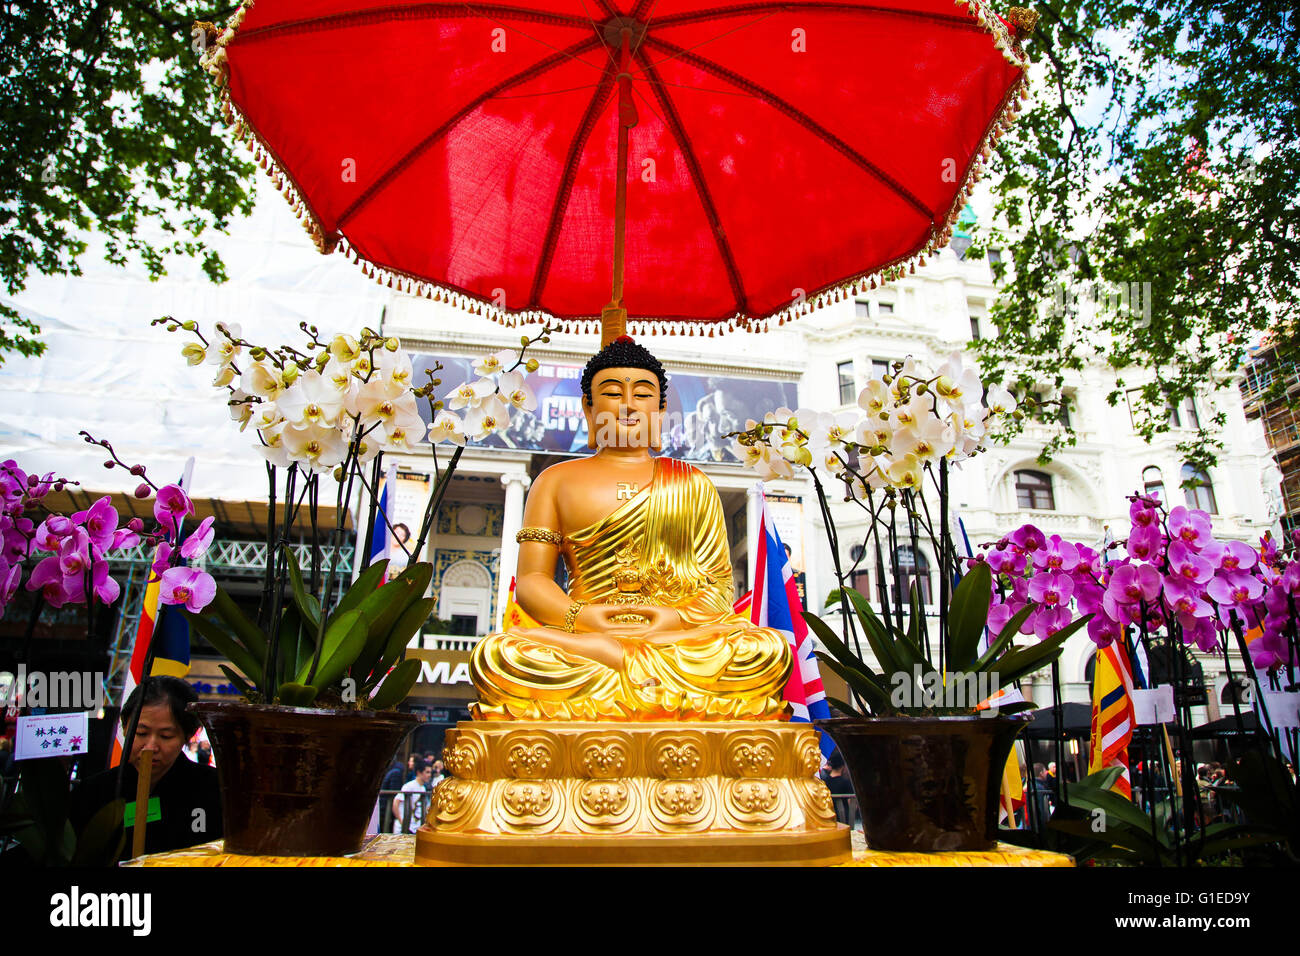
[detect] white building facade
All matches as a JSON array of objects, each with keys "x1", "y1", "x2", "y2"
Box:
[{"x1": 1, "y1": 189, "x2": 1279, "y2": 731}]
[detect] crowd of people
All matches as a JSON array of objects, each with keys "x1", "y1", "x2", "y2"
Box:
[{"x1": 378, "y1": 753, "x2": 447, "y2": 834}]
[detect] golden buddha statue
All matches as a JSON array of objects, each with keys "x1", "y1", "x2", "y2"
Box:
[{"x1": 470, "y1": 336, "x2": 793, "y2": 721}]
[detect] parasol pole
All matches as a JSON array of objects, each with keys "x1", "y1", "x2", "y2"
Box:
[{"x1": 602, "y1": 26, "x2": 638, "y2": 347}]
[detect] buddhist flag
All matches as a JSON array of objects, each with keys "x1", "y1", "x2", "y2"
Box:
[
  {"x1": 1088, "y1": 641, "x2": 1136, "y2": 799},
  {"x1": 502, "y1": 576, "x2": 540, "y2": 630},
  {"x1": 110, "y1": 551, "x2": 191, "y2": 767},
  {"x1": 111, "y1": 459, "x2": 195, "y2": 768},
  {"x1": 999, "y1": 742, "x2": 1026, "y2": 825},
  {"x1": 751, "y1": 487, "x2": 832, "y2": 755}
]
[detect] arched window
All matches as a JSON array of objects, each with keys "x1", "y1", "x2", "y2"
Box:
[
  {"x1": 889, "y1": 545, "x2": 932, "y2": 605},
  {"x1": 1181, "y1": 464, "x2": 1218, "y2": 514},
  {"x1": 1014, "y1": 470, "x2": 1055, "y2": 510},
  {"x1": 1142, "y1": 466, "x2": 1165, "y2": 504}
]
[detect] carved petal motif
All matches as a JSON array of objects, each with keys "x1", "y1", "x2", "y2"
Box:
[
  {"x1": 724, "y1": 736, "x2": 779, "y2": 778},
  {"x1": 650, "y1": 735, "x2": 705, "y2": 778},
  {"x1": 503, "y1": 734, "x2": 558, "y2": 778},
  {"x1": 576, "y1": 734, "x2": 632, "y2": 779},
  {"x1": 498, "y1": 780, "x2": 560, "y2": 831}
]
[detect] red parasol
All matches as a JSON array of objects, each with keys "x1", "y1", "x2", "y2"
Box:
[{"x1": 197, "y1": 1, "x2": 1034, "y2": 340}]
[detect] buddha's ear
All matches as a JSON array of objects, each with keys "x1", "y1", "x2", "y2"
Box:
[{"x1": 582, "y1": 396, "x2": 597, "y2": 449}]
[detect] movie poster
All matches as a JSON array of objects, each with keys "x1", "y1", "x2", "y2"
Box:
[{"x1": 412, "y1": 354, "x2": 798, "y2": 464}]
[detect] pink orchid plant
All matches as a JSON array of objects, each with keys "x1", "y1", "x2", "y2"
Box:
[
  {"x1": 0, "y1": 434, "x2": 217, "y2": 624},
  {"x1": 972, "y1": 492, "x2": 1300, "y2": 677}
]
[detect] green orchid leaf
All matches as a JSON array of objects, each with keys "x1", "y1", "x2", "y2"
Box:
[
  {"x1": 842, "y1": 587, "x2": 905, "y2": 676},
  {"x1": 993, "y1": 614, "x2": 1092, "y2": 687},
  {"x1": 326, "y1": 558, "x2": 390, "y2": 627},
  {"x1": 217, "y1": 665, "x2": 253, "y2": 698},
  {"x1": 972, "y1": 602, "x2": 1037, "y2": 673},
  {"x1": 802, "y1": 609, "x2": 871, "y2": 676},
  {"x1": 72, "y1": 798, "x2": 126, "y2": 867},
  {"x1": 815, "y1": 652, "x2": 894, "y2": 714},
  {"x1": 185, "y1": 611, "x2": 264, "y2": 687},
  {"x1": 305, "y1": 610, "x2": 370, "y2": 691},
  {"x1": 352, "y1": 562, "x2": 433, "y2": 679},
  {"x1": 277, "y1": 682, "x2": 320, "y2": 707},
  {"x1": 824, "y1": 695, "x2": 866, "y2": 719},
  {"x1": 283, "y1": 546, "x2": 321, "y2": 633},
  {"x1": 369, "y1": 658, "x2": 421, "y2": 710},
  {"x1": 208, "y1": 586, "x2": 268, "y2": 662},
  {"x1": 947, "y1": 562, "x2": 992, "y2": 671},
  {"x1": 372, "y1": 598, "x2": 437, "y2": 682}
]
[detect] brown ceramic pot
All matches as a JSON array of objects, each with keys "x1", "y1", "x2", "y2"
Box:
[
  {"x1": 817, "y1": 714, "x2": 1030, "y2": 853},
  {"x1": 190, "y1": 701, "x2": 420, "y2": 857}
]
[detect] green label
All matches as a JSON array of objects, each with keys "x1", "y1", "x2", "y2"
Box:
[{"x1": 123, "y1": 797, "x2": 162, "y2": 827}]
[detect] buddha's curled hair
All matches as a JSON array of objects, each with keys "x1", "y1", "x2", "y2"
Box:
[{"x1": 580, "y1": 335, "x2": 668, "y2": 409}]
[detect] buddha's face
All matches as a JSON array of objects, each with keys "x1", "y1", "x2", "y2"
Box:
[{"x1": 584, "y1": 366, "x2": 662, "y2": 449}]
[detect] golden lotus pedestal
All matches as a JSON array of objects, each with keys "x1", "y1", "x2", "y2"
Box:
[{"x1": 414, "y1": 721, "x2": 853, "y2": 867}]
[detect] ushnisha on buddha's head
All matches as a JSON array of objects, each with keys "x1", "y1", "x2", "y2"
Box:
[{"x1": 580, "y1": 335, "x2": 668, "y2": 450}]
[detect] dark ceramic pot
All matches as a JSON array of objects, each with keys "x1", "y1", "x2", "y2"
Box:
[
  {"x1": 817, "y1": 714, "x2": 1030, "y2": 853},
  {"x1": 190, "y1": 701, "x2": 420, "y2": 857}
]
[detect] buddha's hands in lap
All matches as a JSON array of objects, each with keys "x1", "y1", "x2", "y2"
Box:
[{"x1": 580, "y1": 604, "x2": 685, "y2": 638}]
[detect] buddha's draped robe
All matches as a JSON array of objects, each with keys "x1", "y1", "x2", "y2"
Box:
[{"x1": 471, "y1": 458, "x2": 793, "y2": 720}]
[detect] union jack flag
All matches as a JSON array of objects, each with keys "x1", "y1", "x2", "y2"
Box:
[{"x1": 747, "y1": 488, "x2": 833, "y2": 755}]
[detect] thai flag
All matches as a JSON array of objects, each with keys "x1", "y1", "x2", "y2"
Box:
[{"x1": 749, "y1": 488, "x2": 833, "y2": 756}]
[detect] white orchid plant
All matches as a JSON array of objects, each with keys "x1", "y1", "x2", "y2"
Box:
[
  {"x1": 731, "y1": 351, "x2": 1074, "y2": 718},
  {"x1": 157, "y1": 316, "x2": 549, "y2": 708}
]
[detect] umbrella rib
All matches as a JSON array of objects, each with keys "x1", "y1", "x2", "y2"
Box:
[
  {"x1": 642, "y1": 35, "x2": 933, "y2": 224},
  {"x1": 235, "y1": 3, "x2": 597, "y2": 45},
  {"x1": 528, "y1": 64, "x2": 620, "y2": 308},
  {"x1": 336, "y1": 36, "x2": 601, "y2": 230},
  {"x1": 636, "y1": 50, "x2": 750, "y2": 316},
  {"x1": 651, "y1": 1, "x2": 983, "y2": 33}
]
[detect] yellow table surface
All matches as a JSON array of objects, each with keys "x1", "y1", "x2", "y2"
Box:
[{"x1": 125, "y1": 832, "x2": 1073, "y2": 867}]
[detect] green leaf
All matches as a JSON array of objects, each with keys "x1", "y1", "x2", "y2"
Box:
[
  {"x1": 842, "y1": 587, "x2": 904, "y2": 676},
  {"x1": 217, "y1": 665, "x2": 253, "y2": 698},
  {"x1": 302, "y1": 610, "x2": 370, "y2": 691},
  {"x1": 972, "y1": 602, "x2": 1037, "y2": 673},
  {"x1": 947, "y1": 562, "x2": 992, "y2": 671},
  {"x1": 369, "y1": 658, "x2": 421, "y2": 710},
  {"x1": 283, "y1": 546, "x2": 320, "y2": 632},
  {"x1": 352, "y1": 562, "x2": 433, "y2": 679},
  {"x1": 72, "y1": 798, "x2": 126, "y2": 866},
  {"x1": 1063, "y1": 777, "x2": 1161, "y2": 836},
  {"x1": 370, "y1": 598, "x2": 437, "y2": 684},
  {"x1": 209, "y1": 587, "x2": 268, "y2": 663},
  {"x1": 802, "y1": 609, "x2": 871, "y2": 676},
  {"x1": 277, "y1": 682, "x2": 320, "y2": 707},
  {"x1": 327, "y1": 558, "x2": 390, "y2": 626},
  {"x1": 278, "y1": 605, "x2": 301, "y2": 686},
  {"x1": 824, "y1": 695, "x2": 866, "y2": 719},
  {"x1": 992, "y1": 614, "x2": 1092, "y2": 687},
  {"x1": 815, "y1": 652, "x2": 894, "y2": 714},
  {"x1": 185, "y1": 611, "x2": 265, "y2": 687}
]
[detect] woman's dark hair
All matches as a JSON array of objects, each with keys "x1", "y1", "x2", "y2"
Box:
[
  {"x1": 120, "y1": 676, "x2": 200, "y2": 740},
  {"x1": 580, "y1": 336, "x2": 668, "y2": 410}
]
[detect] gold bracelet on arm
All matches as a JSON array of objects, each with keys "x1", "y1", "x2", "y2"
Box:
[
  {"x1": 563, "y1": 600, "x2": 588, "y2": 633},
  {"x1": 516, "y1": 526, "x2": 562, "y2": 546}
]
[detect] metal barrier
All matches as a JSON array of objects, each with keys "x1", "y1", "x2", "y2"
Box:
[
  {"x1": 830, "y1": 793, "x2": 861, "y2": 829},
  {"x1": 379, "y1": 787, "x2": 435, "y2": 834}
]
